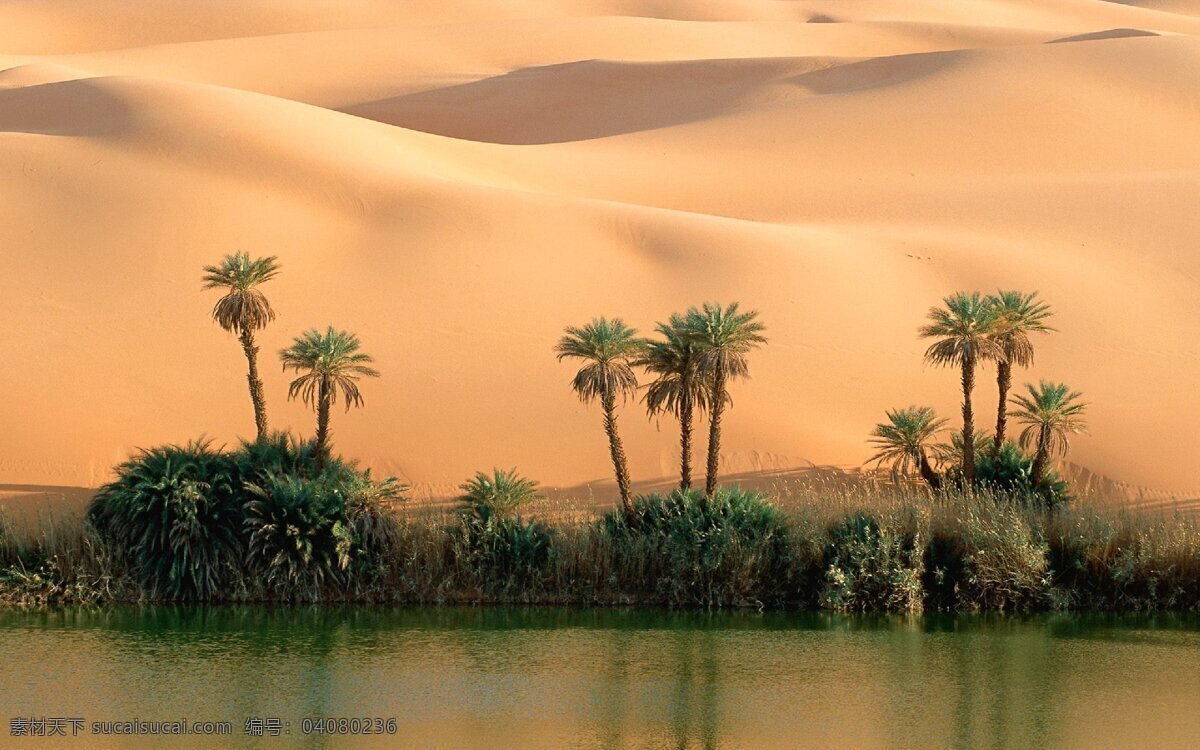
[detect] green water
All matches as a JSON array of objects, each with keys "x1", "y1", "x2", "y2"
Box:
[{"x1": 0, "y1": 608, "x2": 1198, "y2": 749}]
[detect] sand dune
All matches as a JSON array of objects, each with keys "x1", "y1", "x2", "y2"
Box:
[{"x1": 0, "y1": 0, "x2": 1197, "y2": 500}]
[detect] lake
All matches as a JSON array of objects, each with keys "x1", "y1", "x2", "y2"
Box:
[{"x1": 0, "y1": 607, "x2": 1198, "y2": 748}]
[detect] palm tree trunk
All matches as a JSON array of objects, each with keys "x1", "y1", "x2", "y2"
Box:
[
  {"x1": 704, "y1": 369, "x2": 727, "y2": 497},
  {"x1": 918, "y1": 449, "x2": 942, "y2": 490},
  {"x1": 679, "y1": 383, "x2": 694, "y2": 492},
  {"x1": 315, "y1": 379, "x2": 331, "y2": 471},
  {"x1": 960, "y1": 353, "x2": 977, "y2": 485},
  {"x1": 993, "y1": 360, "x2": 1011, "y2": 456},
  {"x1": 1031, "y1": 424, "x2": 1050, "y2": 485},
  {"x1": 601, "y1": 388, "x2": 633, "y2": 515},
  {"x1": 239, "y1": 327, "x2": 269, "y2": 441}
]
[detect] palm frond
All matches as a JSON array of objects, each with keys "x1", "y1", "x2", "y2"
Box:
[
  {"x1": 919, "y1": 291, "x2": 1003, "y2": 367},
  {"x1": 986, "y1": 290, "x2": 1055, "y2": 367},
  {"x1": 202, "y1": 252, "x2": 280, "y2": 333},
  {"x1": 555, "y1": 317, "x2": 643, "y2": 403},
  {"x1": 280, "y1": 327, "x2": 381, "y2": 412},
  {"x1": 1010, "y1": 380, "x2": 1088, "y2": 459}
]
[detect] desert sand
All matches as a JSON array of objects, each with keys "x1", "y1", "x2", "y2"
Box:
[{"x1": 0, "y1": 0, "x2": 1197, "y2": 502}]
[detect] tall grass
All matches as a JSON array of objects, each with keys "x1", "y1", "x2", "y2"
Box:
[{"x1": 3, "y1": 458, "x2": 1198, "y2": 611}]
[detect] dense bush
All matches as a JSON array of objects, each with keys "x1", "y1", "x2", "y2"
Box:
[
  {"x1": 453, "y1": 506, "x2": 556, "y2": 596},
  {"x1": 243, "y1": 474, "x2": 350, "y2": 599},
  {"x1": 86, "y1": 440, "x2": 245, "y2": 600},
  {"x1": 940, "y1": 501, "x2": 1051, "y2": 611},
  {"x1": 1048, "y1": 512, "x2": 1200, "y2": 610},
  {"x1": 822, "y1": 512, "x2": 925, "y2": 612},
  {"x1": 974, "y1": 442, "x2": 1071, "y2": 507},
  {"x1": 84, "y1": 437, "x2": 403, "y2": 602},
  {"x1": 602, "y1": 488, "x2": 796, "y2": 607},
  {"x1": 450, "y1": 469, "x2": 552, "y2": 596}
]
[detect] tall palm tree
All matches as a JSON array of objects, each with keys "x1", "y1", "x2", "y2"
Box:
[
  {"x1": 681, "y1": 302, "x2": 767, "y2": 497},
  {"x1": 1010, "y1": 381, "x2": 1087, "y2": 484},
  {"x1": 202, "y1": 252, "x2": 280, "y2": 441},
  {"x1": 279, "y1": 327, "x2": 380, "y2": 469},
  {"x1": 634, "y1": 314, "x2": 717, "y2": 491},
  {"x1": 868, "y1": 406, "x2": 948, "y2": 489},
  {"x1": 986, "y1": 290, "x2": 1055, "y2": 456},
  {"x1": 555, "y1": 318, "x2": 644, "y2": 514},
  {"x1": 920, "y1": 291, "x2": 1003, "y2": 484}
]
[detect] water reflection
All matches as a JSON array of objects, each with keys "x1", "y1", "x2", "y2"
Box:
[{"x1": 0, "y1": 607, "x2": 1197, "y2": 748}]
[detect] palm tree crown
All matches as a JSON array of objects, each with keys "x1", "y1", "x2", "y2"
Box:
[
  {"x1": 869, "y1": 406, "x2": 949, "y2": 477},
  {"x1": 920, "y1": 292, "x2": 1003, "y2": 368},
  {"x1": 682, "y1": 302, "x2": 768, "y2": 381},
  {"x1": 681, "y1": 302, "x2": 767, "y2": 496},
  {"x1": 555, "y1": 317, "x2": 643, "y2": 513},
  {"x1": 1010, "y1": 381, "x2": 1088, "y2": 460},
  {"x1": 920, "y1": 291, "x2": 1003, "y2": 485},
  {"x1": 635, "y1": 315, "x2": 716, "y2": 419},
  {"x1": 986, "y1": 290, "x2": 1055, "y2": 368},
  {"x1": 202, "y1": 252, "x2": 280, "y2": 333},
  {"x1": 280, "y1": 327, "x2": 380, "y2": 412},
  {"x1": 555, "y1": 318, "x2": 643, "y2": 404}
]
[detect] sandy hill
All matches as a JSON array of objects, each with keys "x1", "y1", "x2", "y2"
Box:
[{"x1": 0, "y1": 0, "x2": 1197, "y2": 502}]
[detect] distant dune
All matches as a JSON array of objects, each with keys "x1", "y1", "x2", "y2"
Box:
[{"x1": 0, "y1": 0, "x2": 1198, "y2": 500}]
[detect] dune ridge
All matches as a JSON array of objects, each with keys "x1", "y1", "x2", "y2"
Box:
[{"x1": 0, "y1": 0, "x2": 1197, "y2": 501}]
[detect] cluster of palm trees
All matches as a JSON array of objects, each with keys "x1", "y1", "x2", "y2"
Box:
[
  {"x1": 870, "y1": 290, "x2": 1088, "y2": 489},
  {"x1": 203, "y1": 252, "x2": 378, "y2": 467},
  {"x1": 555, "y1": 303, "x2": 767, "y2": 514},
  {"x1": 202, "y1": 254, "x2": 1085, "y2": 506}
]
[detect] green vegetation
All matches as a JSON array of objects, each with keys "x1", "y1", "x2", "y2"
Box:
[
  {"x1": 1011, "y1": 381, "x2": 1089, "y2": 485},
  {"x1": 279, "y1": 327, "x2": 380, "y2": 470},
  {"x1": 635, "y1": 315, "x2": 712, "y2": 492},
  {"x1": 2, "y1": 250, "x2": 1186, "y2": 612},
  {"x1": 73, "y1": 437, "x2": 403, "y2": 603},
  {"x1": 986, "y1": 290, "x2": 1055, "y2": 455},
  {"x1": 602, "y1": 487, "x2": 795, "y2": 607},
  {"x1": 4, "y1": 482, "x2": 1197, "y2": 611},
  {"x1": 203, "y1": 252, "x2": 281, "y2": 441},
  {"x1": 920, "y1": 291, "x2": 1003, "y2": 484},
  {"x1": 555, "y1": 318, "x2": 643, "y2": 514},
  {"x1": 868, "y1": 406, "x2": 949, "y2": 489},
  {"x1": 679, "y1": 302, "x2": 767, "y2": 497}
]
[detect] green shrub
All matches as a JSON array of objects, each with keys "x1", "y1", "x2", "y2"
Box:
[
  {"x1": 232, "y1": 432, "x2": 325, "y2": 484},
  {"x1": 454, "y1": 505, "x2": 555, "y2": 596},
  {"x1": 602, "y1": 487, "x2": 795, "y2": 607},
  {"x1": 86, "y1": 440, "x2": 245, "y2": 600},
  {"x1": 974, "y1": 442, "x2": 1071, "y2": 506},
  {"x1": 949, "y1": 501, "x2": 1051, "y2": 611},
  {"x1": 244, "y1": 473, "x2": 349, "y2": 600},
  {"x1": 1049, "y1": 512, "x2": 1200, "y2": 610},
  {"x1": 338, "y1": 473, "x2": 406, "y2": 590},
  {"x1": 822, "y1": 512, "x2": 925, "y2": 612}
]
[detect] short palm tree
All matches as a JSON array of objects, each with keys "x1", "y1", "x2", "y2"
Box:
[
  {"x1": 868, "y1": 406, "x2": 948, "y2": 489},
  {"x1": 986, "y1": 290, "x2": 1055, "y2": 456},
  {"x1": 681, "y1": 302, "x2": 767, "y2": 497},
  {"x1": 634, "y1": 314, "x2": 716, "y2": 491},
  {"x1": 555, "y1": 318, "x2": 644, "y2": 514},
  {"x1": 458, "y1": 468, "x2": 541, "y2": 519},
  {"x1": 920, "y1": 291, "x2": 1003, "y2": 484},
  {"x1": 1010, "y1": 381, "x2": 1087, "y2": 484},
  {"x1": 279, "y1": 327, "x2": 380, "y2": 469},
  {"x1": 202, "y1": 252, "x2": 280, "y2": 440}
]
